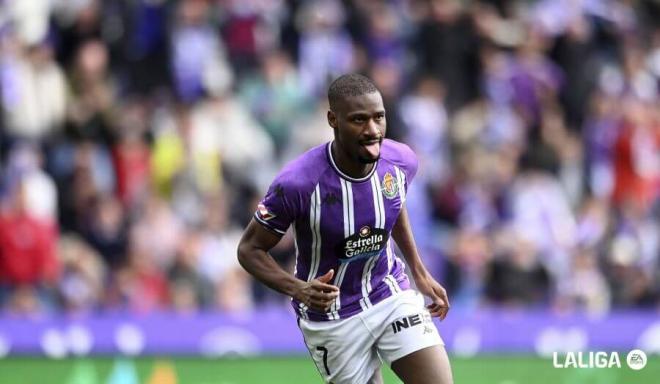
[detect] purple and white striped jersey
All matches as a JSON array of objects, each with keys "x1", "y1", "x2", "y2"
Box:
[{"x1": 254, "y1": 139, "x2": 418, "y2": 321}]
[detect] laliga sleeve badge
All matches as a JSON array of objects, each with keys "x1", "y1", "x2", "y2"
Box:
[
  {"x1": 381, "y1": 172, "x2": 398, "y2": 199},
  {"x1": 257, "y1": 203, "x2": 276, "y2": 220}
]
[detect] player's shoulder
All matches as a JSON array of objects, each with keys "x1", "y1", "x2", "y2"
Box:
[
  {"x1": 380, "y1": 139, "x2": 417, "y2": 167},
  {"x1": 273, "y1": 142, "x2": 330, "y2": 192}
]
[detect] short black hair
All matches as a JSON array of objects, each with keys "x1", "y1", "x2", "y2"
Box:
[{"x1": 328, "y1": 74, "x2": 379, "y2": 111}]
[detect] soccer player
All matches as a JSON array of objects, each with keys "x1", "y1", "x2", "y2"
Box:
[{"x1": 237, "y1": 74, "x2": 453, "y2": 384}]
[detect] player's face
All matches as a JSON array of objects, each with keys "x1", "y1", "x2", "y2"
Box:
[{"x1": 328, "y1": 92, "x2": 386, "y2": 164}]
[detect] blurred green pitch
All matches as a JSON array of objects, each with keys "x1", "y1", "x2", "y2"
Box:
[{"x1": 0, "y1": 355, "x2": 658, "y2": 384}]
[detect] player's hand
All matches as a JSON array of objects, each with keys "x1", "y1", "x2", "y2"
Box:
[
  {"x1": 293, "y1": 269, "x2": 339, "y2": 312},
  {"x1": 414, "y1": 273, "x2": 450, "y2": 320}
]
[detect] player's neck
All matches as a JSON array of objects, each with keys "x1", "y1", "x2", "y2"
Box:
[{"x1": 331, "y1": 141, "x2": 375, "y2": 179}]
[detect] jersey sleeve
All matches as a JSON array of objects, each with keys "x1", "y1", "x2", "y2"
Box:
[
  {"x1": 401, "y1": 144, "x2": 418, "y2": 186},
  {"x1": 396, "y1": 142, "x2": 418, "y2": 203},
  {"x1": 254, "y1": 173, "x2": 300, "y2": 236}
]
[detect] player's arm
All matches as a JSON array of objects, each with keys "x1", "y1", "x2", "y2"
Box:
[
  {"x1": 391, "y1": 204, "x2": 450, "y2": 320},
  {"x1": 237, "y1": 219, "x2": 339, "y2": 312}
]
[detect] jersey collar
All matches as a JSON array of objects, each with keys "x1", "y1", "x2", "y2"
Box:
[{"x1": 326, "y1": 141, "x2": 379, "y2": 183}]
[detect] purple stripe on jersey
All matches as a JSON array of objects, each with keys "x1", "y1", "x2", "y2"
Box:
[
  {"x1": 316, "y1": 172, "x2": 346, "y2": 280},
  {"x1": 293, "y1": 220, "x2": 312, "y2": 282}
]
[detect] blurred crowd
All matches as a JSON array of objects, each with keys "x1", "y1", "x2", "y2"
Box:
[{"x1": 0, "y1": 0, "x2": 658, "y2": 317}]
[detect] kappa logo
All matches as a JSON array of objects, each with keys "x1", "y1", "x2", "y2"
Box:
[
  {"x1": 323, "y1": 193, "x2": 340, "y2": 205},
  {"x1": 257, "y1": 203, "x2": 276, "y2": 221},
  {"x1": 274, "y1": 185, "x2": 285, "y2": 198},
  {"x1": 381, "y1": 172, "x2": 398, "y2": 199}
]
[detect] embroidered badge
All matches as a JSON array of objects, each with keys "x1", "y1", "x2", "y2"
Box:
[{"x1": 381, "y1": 172, "x2": 398, "y2": 199}]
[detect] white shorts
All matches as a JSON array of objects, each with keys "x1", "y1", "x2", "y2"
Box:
[{"x1": 298, "y1": 290, "x2": 444, "y2": 384}]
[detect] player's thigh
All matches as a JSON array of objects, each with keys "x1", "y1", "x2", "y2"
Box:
[
  {"x1": 299, "y1": 317, "x2": 380, "y2": 384},
  {"x1": 391, "y1": 345, "x2": 453, "y2": 384}
]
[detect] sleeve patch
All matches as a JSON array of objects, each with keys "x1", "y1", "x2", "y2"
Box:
[{"x1": 257, "y1": 203, "x2": 277, "y2": 221}]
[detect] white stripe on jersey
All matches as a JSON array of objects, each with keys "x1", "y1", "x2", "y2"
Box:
[
  {"x1": 293, "y1": 226, "x2": 311, "y2": 320},
  {"x1": 293, "y1": 226, "x2": 299, "y2": 276},
  {"x1": 386, "y1": 239, "x2": 393, "y2": 272},
  {"x1": 360, "y1": 255, "x2": 378, "y2": 310},
  {"x1": 385, "y1": 170, "x2": 404, "y2": 295},
  {"x1": 307, "y1": 184, "x2": 322, "y2": 283},
  {"x1": 394, "y1": 166, "x2": 406, "y2": 203},
  {"x1": 300, "y1": 185, "x2": 321, "y2": 320},
  {"x1": 341, "y1": 180, "x2": 350, "y2": 237},
  {"x1": 370, "y1": 174, "x2": 379, "y2": 229},
  {"x1": 330, "y1": 262, "x2": 348, "y2": 319},
  {"x1": 298, "y1": 302, "x2": 309, "y2": 320},
  {"x1": 360, "y1": 172, "x2": 387, "y2": 310},
  {"x1": 384, "y1": 241, "x2": 400, "y2": 295},
  {"x1": 370, "y1": 172, "x2": 385, "y2": 229},
  {"x1": 386, "y1": 274, "x2": 401, "y2": 294},
  {"x1": 382, "y1": 168, "x2": 404, "y2": 295},
  {"x1": 343, "y1": 179, "x2": 355, "y2": 235},
  {"x1": 332, "y1": 179, "x2": 355, "y2": 319}
]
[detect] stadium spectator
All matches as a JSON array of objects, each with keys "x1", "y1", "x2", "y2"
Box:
[
  {"x1": 0, "y1": 179, "x2": 59, "y2": 313},
  {"x1": 556, "y1": 247, "x2": 611, "y2": 314},
  {"x1": 444, "y1": 230, "x2": 492, "y2": 310},
  {"x1": 170, "y1": 0, "x2": 225, "y2": 103},
  {"x1": 66, "y1": 39, "x2": 116, "y2": 144},
  {"x1": 296, "y1": 0, "x2": 355, "y2": 97},
  {"x1": 111, "y1": 100, "x2": 151, "y2": 207},
  {"x1": 612, "y1": 98, "x2": 660, "y2": 211},
  {"x1": 196, "y1": 193, "x2": 252, "y2": 311},
  {"x1": 57, "y1": 234, "x2": 106, "y2": 313},
  {"x1": 485, "y1": 233, "x2": 552, "y2": 307},
  {"x1": 415, "y1": 0, "x2": 480, "y2": 111},
  {"x1": 104, "y1": 240, "x2": 169, "y2": 313},
  {"x1": 83, "y1": 194, "x2": 128, "y2": 269},
  {"x1": 168, "y1": 228, "x2": 214, "y2": 312},
  {"x1": 1, "y1": 38, "x2": 67, "y2": 143},
  {"x1": 239, "y1": 49, "x2": 312, "y2": 153},
  {"x1": 129, "y1": 194, "x2": 183, "y2": 270}
]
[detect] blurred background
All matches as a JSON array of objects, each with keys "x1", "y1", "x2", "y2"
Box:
[{"x1": 0, "y1": 0, "x2": 658, "y2": 383}]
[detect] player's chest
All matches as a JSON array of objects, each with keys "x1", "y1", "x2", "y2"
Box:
[{"x1": 307, "y1": 172, "x2": 404, "y2": 239}]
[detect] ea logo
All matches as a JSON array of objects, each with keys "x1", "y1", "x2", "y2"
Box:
[
  {"x1": 359, "y1": 226, "x2": 371, "y2": 237},
  {"x1": 626, "y1": 349, "x2": 647, "y2": 370}
]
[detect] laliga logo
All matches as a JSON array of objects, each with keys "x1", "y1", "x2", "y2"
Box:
[
  {"x1": 552, "y1": 349, "x2": 647, "y2": 369},
  {"x1": 552, "y1": 351, "x2": 621, "y2": 369}
]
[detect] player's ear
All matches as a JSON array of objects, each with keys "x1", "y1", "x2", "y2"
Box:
[{"x1": 327, "y1": 110, "x2": 338, "y2": 129}]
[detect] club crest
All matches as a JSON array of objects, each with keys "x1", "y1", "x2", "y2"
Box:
[{"x1": 381, "y1": 172, "x2": 398, "y2": 199}]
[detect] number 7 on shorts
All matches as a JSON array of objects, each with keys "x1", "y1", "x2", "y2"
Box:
[{"x1": 316, "y1": 346, "x2": 331, "y2": 375}]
